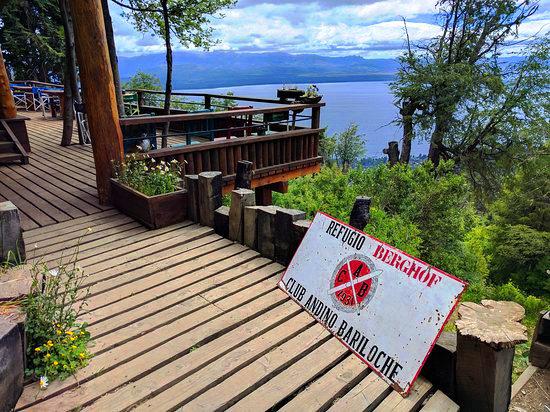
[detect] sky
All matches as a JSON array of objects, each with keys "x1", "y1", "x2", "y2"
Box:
[{"x1": 110, "y1": 0, "x2": 550, "y2": 58}]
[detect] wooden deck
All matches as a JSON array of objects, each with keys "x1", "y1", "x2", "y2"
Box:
[{"x1": 4, "y1": 114, "x2": 448, "y2": 411}]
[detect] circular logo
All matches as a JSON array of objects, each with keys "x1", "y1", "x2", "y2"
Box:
[{"x1": 329, "y1": 254, "x2": 380, "y2": 313}]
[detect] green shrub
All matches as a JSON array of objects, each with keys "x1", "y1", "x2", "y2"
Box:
[{"x1": 23, "y1": 244, "x2": 92, "y2": 386}]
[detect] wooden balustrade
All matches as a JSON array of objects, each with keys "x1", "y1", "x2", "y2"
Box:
[{"x1": 145, "y1": 128, "x2": 322, "y2": 193}]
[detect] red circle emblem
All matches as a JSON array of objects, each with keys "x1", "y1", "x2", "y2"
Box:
[{"x1": 330, "y1": 255, "x2": 379, "y2": 312}]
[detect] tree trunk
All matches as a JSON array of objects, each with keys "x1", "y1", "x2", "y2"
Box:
[
  {"x1": 399, "y1": 99, "x2": 416, "y2": 164},
  {"x1": 161, "y1": 0, "x2": 172, "y2": 147},
  {"x1": 0, "y1": 47, "x2": 17, "y2": 119},
  {"x1": 101, "y1": 0, "x2": 124, "y2": 117},
  {"x1": 59, "y1": 0, "x2": 77, "y2": 146},
  {"x1": 69, "y1": 0, "x2": 125, "y2": 205},
  {"x1": 428, "y1": 116, "x2": 447, "y2": 167}
]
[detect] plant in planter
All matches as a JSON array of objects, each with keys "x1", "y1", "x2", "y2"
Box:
[
  {"x1": 111, "y1": 154, "x2": 188, "y2": 229},
  {"x1": 277, "y1": 85, "x2": 305, "y2": 100},
  {"x1": 299, "y1": 84, "x2": 323, "y2": 104},
  {"x1": 22, "y1": 241, "x2": 92, "y2": 387}
]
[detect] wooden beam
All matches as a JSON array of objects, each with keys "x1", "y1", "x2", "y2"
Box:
[
  {"x1": 0, "y1": 47, "x2": 17, "y2": 119},
  {"x1": 69, "y1": 0, "x2": 124, "y2": 205}
]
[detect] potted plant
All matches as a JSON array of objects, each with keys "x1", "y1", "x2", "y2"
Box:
[
  {"x1": 298, "y1": 84, "x2": 323, "y2": 104},
  {"x1": 110, "y1": 154, "x2": 187, "y2": 229},
  {"x1": 277, "y1": 85, "x2": 305, "y2": 101}
]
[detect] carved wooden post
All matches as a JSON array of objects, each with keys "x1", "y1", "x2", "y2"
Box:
[
  {"x1": 0, "y1": 201, "x2": 25, "y2": 263},
  {"x1": 228, "y1": 188, "x2": 255, "y2": 243},
  {"x1": 235, "y1": 160, "x2": 253, "y2": 190},
  {"x1": 455, "y1": 300, "x2": 528, "y2": 412},
  {"x1": 184, "y1": 175, "x2": 199, "y2": 222},
  {"x1": 198, "y1": 171, "x2": 222, "y2": 227},
  {"x1": 0, "y1": 47, "x2": 17, "y2": 119},
  {"x1": 136, "y1": 90, "x2": 144, "y2": 112},
  {"x1": 311, "y1": 106, "x2": 321, "y2": 129},
  {"x1": 257, "y1": 206, "x2": 280, "y2": 259},
  {"x1": 383, "y1": 141, "x2": 400, "y2": 166},
  {"x1": 349, "y1": 196, "x2": 371, "y2": 231},
  {"x1": 69, "y1": 0, "x2": 124, "y2": 205},
  {"x1": 255, "y1": 187, "x2": 272, "y2": 206}
]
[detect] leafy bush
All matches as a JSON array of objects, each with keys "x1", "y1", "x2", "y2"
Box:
[
  {"x1": 23, "y1": 245, "x2": 92, "y2": 385},
  {"x1": 114, "y1": 154, "x2": 182, "y2": 196}
]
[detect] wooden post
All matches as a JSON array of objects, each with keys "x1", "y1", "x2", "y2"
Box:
[
  {"x1": 204, "y1": 95, "x2": 211, "y2": 110},
  {"x1": 198, "y1": 171, "x2": 222, "y2": 227},
  {"x1": 136, "y1": 90, "x2": 144, "y2": 112},
  {"x1": 0, "y1": 201, "x2": 25, "y2": 262},
  {"x1": 383, "y1": 141, "x2": 400, "y2": 166},
  {"x1": 0, "y1": 47, "x2": 17, "y2": 119},
  {"x1": 235, "y1": 160, "x2": 253, "y2": 190},
  {"x1": 349, "y1": 196, "x2": 371, "y2": 231},
  {"x1": 455, "y1": 300, "x2": 528, "y2": 412},
  {"x1": 529, "y1": 310, "x2": 550, "y2": 368},
  {"x1": 274, "y1": 208, "x2": 306, "y2": 265},
  {"x1": 184, "y1": 175, "x2": 199, "y2": 222},
  {"x1": 257, "y1": 206, "x2": 280, "y2": 259},
  {"x1": 255, "y1": 186, "x2": 272, "y2": 206},
  {"x1": 214, "y1": 206, "x2": 229, "y2": 238},
  {"x1": 228, "y1": 189, "x2": 255, "y2": 243},
  {"x1": 69, "y1": 0, "x2": 124, "y2": 205},
  {"x1": 311, "y1": 106, "x2": 321, "y2": 129}
]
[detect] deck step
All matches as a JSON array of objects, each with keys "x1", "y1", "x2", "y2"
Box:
[
  {"x1": 0, "y1": 152, "x2": 24, "y2": 163},
  {"x1": 0, "y1": 141, "x2": 16, "y2": 152}
]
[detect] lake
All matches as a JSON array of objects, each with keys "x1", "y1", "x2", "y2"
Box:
[{"x1": 183, "y1": 81, "x2": 429, "y2": 157}]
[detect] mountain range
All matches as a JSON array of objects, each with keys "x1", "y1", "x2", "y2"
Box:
[{"x1": 117, "y1": 51, "x2": 400, "y2": 89}]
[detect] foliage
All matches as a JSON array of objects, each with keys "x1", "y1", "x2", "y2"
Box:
[
  {"x1": 318, "y1": 129, "x2": 336, "y2": 165},
  {"x1": 333, "y1": 123, "x2": 366, "y2": 171},
  {"x1": 301, "y1": 84, "x2": 320, "y2": 98},
  {"x1": 113, "y1": 154, "x2": 182, "y2": 196},
  {"x1": 23, "y1": 245, "x2": 92, "y2": 383},
  {"x1": 0, "y1": 0, "x2": 65, "y2": 81},
  {"x1": 123, "y1": 71, "x2": 162, "y2": 91},
  {"x1": 391, "y1": 0, "x2": 548, "y2": 198}
]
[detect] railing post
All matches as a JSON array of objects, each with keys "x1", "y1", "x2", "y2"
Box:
[
  {"x1": 204, "y1": 95, "x2": 211, "y2": 110},
  {"x1": 455, "y1": 300, "x2": 528, "y2": 412},
  {"x1": 311, "y1": 106, "x2": 321, "y2": 129},
  {"x1": 235, "y1": 160, "x2": 253, "y2": 190},
  {"x1": 184, "y1": 175, "x2": 199, "y2": 223},
  {"x1": 136, "y1": 90, "x2": 144, "y2": 112}
]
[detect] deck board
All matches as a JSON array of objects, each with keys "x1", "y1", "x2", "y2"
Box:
[{"x1": 5, "y1": 111, "x2": 433, "y2": 411}]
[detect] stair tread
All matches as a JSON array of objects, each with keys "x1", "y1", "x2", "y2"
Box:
[{"x1": 0, "y1": 152, "x2": 23, "y2": 161}]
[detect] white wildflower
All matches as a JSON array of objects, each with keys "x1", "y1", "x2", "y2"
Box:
[{"x1": 39, "y1": 376, "x2": 49, "y2": 390}]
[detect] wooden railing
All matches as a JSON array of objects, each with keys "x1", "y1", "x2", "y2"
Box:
[
  {"x1": 144, "y1": 128, "x2": 322, "y2": 193},
  {"x1": 119, "y1": 97, "x2": 324, "y2": 194}
]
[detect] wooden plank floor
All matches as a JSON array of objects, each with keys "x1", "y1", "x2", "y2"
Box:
[{"x1": 6, "y1": 110, "x2": 442, "y2": 411}]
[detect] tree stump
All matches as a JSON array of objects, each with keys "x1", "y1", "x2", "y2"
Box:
[{"x1": 455, "y1": 300, "x2": 528, "y2": 412}]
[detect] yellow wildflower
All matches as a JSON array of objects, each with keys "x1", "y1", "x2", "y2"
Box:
[
  {"x1": 79, "y1": 353, "x2": 86, "y2": 359},
  {"x1": 53, "y1": 361, "x2": 58, "y2": 366},
  {"x1": 47, "y1": 340, "x2": 53, "y2": 347},
  {"x1": 80, "y1": 331, "x2": 85, "y2": 335},
  {"x1": 70, "y1": 337, "x2": 76, "y2": 341},
  {"x1": 66, "y1": 331, "x2": 73, "y2": 335},
  {"x1": 46, "y1": 353, "x2": 51, "y2": 358},
  {"x1": 71, "y1": 345, "x2": 77, "y2": 349},
  {"x1": 35, "y1": 347, "x2": 41, "y2": 352},
  {"x1": 56, "y1": 330, "x2": 62, "y2": 335}
]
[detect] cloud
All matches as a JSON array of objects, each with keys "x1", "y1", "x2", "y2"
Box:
[{"x1": 109, "y1": 0, "x2": 549, "y2": 58}]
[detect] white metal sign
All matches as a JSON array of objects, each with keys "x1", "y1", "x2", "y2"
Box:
[{"x1": 278, "y1": 212, "x2": 467, "y2": 396}]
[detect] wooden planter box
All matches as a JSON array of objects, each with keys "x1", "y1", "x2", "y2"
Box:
[{"x1": 110, "y1": 179, "x2": 187, "y2": 229}]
